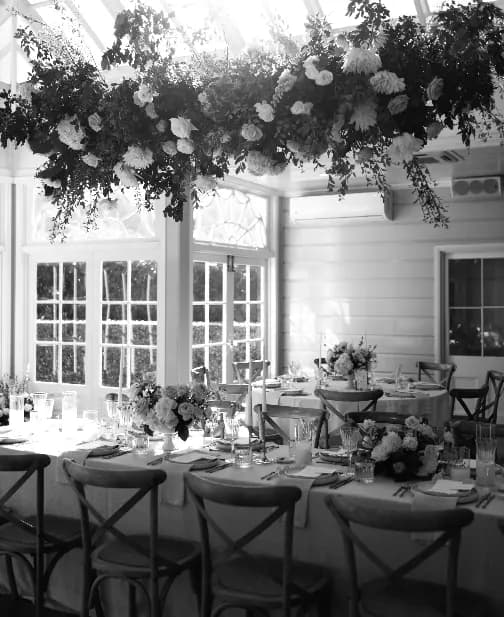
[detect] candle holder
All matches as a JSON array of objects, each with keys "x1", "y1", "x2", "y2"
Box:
[{"x1": 254, "y1": 405, "x2": 273, "y2": 465}]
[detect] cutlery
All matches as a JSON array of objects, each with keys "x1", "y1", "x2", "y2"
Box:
[
  {"x1": 475, "y1": 492, "x2": 494, "y2": 509},
  {"x1": 328, "y1": 477, "x2": 353, "y2": 490},
  {"x1": 147, "y1": 455, "x2": 167, "y2": 466},
  {"x1": 482, "y1": 493, "x2": 495, "y2": 509},
  {"x1": 261, "y1": 470, "x2": 278, "y2": 481},
  {"x1": 205, "y1": 462, "x2": 232, "y2": 474},
  {"x1": 99, "y1": 449, "x2": 132, "y2": 459},
  {"x1": 393, "y1": 485, "x2": 412, "y2": 498}
]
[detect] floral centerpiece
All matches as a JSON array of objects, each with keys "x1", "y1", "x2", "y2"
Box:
[
  {"x1": 130, "y1": 381, "x2": 212, "y2": 441},
  {"x1": 1, "y1": 2, "x2": 504, "y2": 237},
  {"x1": 358, "y1": 415, "x2": 437, "y2": 480},
  {"x1": 332, "y1": 339, "x2": 377, "y2": 388}
]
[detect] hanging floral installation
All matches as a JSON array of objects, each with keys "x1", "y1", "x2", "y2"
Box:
[{"x1": 1, "y1": 0, "x2": 504, "y2": 237}]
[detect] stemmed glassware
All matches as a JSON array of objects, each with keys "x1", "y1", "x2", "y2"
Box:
[{"x1": 340, "y1": 426, "x2": 361, "y2": 469}]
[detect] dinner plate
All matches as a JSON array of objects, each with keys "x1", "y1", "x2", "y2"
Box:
[
  {"x1": 211, "y1": 438, "x2": 262, "y2": 452},
  {"x1": 413, "y1": 481, "x2": 478, "y2": 504},
  {"x1": 170, "y1": 458, "x2": 219, "y2": 471},
  {"x1": 0, "y1": 437, "x2": 28, "y2": 445},
  {"x1": 284, "y1": 470, "x2": 343, "y2": 486},
  {"x1": 318, "y1": 451, "x2": 349, "y2": 465},
  {"x1": 279, "y1": 388, "x2": 304, "y2": 396},
  {"x1": 412, "y1": 382, "x2": 444, "y2": 391}
]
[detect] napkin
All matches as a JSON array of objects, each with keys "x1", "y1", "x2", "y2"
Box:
[
  {"x1": 159, "y1": 453, "x2": 219, "y2": 507},
  {"x1": 385, "y1": 391, "x2": 416, "y2": 399},
  {"x1": 56, "y1": 442, "x2": 119, "y2": 485}
]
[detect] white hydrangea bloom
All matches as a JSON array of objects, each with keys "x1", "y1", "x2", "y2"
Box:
[
  {"x1": 113, "y1": 162, "x2": 138, "y2": 187},
  {"x1": 82, "y1": 153, "x2": 100, "y2": 168},
  {"x1": 56, "y1": 115, "x2": 86, "y2": 150},
  {"x1": 388, "y1": 133, "x2": 424, "y2": 163},
  {"x1": 177, "y1": 138, "x2": 195, "y2": 154},
  {"x1": 342, "y1": 46, "x2": 382, "y2": 74},
  {"x1": 170, "y1": 117, "x2": 197, "y2": 139},
  {"x1": 122, "y1": 145, "x2": 154, "y2": 169},
  {"x1": 350, "y1": 102, "x2": 377, "y2": 131},
  {"x1": 254, "y1": 101, "x2": 275, "y2": 123},
  {"x1": 315, "y1": 70, "x2": 333, "y2": 86},
  {"x1": 369, "y1": 70, "x2": 405, "y2": 95}
]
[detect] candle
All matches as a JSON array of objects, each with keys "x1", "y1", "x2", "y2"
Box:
[
  {"x1": 318, "y1": 332, "x2": 323, "y2": 375},
  {"x1": 118, "y1": 344, "x2": 124, "y2": 407},
  {"x1": 262, "y1": 342, "x2": 267, "y2": 414},
  {"x1": 245, "y1": 380, "x2": 253, "y2": 427}
]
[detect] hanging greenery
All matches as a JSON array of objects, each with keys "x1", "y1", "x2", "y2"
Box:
[{"x1": 1, "y1": 0, "x2": 504, "y2": 237}]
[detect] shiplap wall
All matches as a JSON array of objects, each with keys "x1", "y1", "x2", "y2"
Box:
[{"x1": 280, "y1": 187, "x2": 504, "y2": 379}]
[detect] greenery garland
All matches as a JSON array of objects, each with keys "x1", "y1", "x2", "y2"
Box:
[{"x1": 1, "y1": 0, "x2": 504, "y2": 237}]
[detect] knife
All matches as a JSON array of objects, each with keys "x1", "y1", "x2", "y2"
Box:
[{"x1": 328, "y1": 477, "x2": 353, "y2": 490}]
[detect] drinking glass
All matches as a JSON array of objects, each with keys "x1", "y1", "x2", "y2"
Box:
[
  {"x1": 8, "y1": 394, "x2": 25, "y2": 430},
  {"x1": 44, "y1": 398, "x2": 55, "y2": 420},
  {"x1": 340, "y1": 426, "x2": 361, "y2": 468},
  {"x1": 62, "y1": 391, "x2": 78, "y2": 434},
  {"x1": 447, "y1": 446, "x2": 471, "y2": 481},
  {"x1": 476, "y1": 423, "x2": 496, "y2": 487},
  {"x1": 293, "y1": 418, "x2": 313, "y2": 467},
  {"x1": 354, "y1": 458, "x2": 375, "y2": 484},
  {"x1": 82, "y1": 409, "x2": 100, "y2": 440}
]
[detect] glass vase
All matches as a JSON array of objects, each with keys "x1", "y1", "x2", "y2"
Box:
[{"x1": 354, "y1": 368, "x2": 369, "y2": 391}]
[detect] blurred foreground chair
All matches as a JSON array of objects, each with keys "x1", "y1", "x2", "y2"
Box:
[
  {"x1": 417, "y1": 361, "x2": 456, "y2": 391},
  {"x1": 63, "y1": 460, "x2": 200, "y2": 617},
  {"x1": 449, "y1": 384, "x2": 489, "y2": 422},
  {"x1": 232, "y1": 360, "x2": 270, "y2": 384},
  {"x1": 185, "y1": 473, "x2": 331, "y2": 617},
  {"x1": 254, "y1": 403, "x2": 329, "y2": 448},
  {"x1": 325, "y1": 494, "x2": 487, "y2": 617},
  {"x1": 0, "y1": 453, "x2": 81, "y2": 617}
]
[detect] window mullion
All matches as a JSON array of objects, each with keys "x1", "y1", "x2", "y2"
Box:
[{"x1": 225, "y1": 258, "x2": 233, "y2": 383}]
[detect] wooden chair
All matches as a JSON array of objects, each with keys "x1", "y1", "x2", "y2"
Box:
[
  {"x1": 325, "y1": 494, "x2": 485, "y2": 617},
  {"x1": 185, "y1": 473, "x2": 332, "y2": 617},
  {"x1": 417, "y1": 361, "x2": 456, "y2": 391},
  {"x1": 452, "y1": 420, "x2": 504, "y2": 463},
  {"x1": 449, "y1": 384, "x2": 489, "y2": 421},
  {"x1": 62, "y1": 460, "x2": 200, "y2": 617},
  {"x1": 232, "y1": 360, "x2": 270, "y2": 384},
  {"x1": 345, "y1": 411, "x2": 407, "y2": 427},
  {"x1": 254, "y1": 403, "x2": 329, "y2": 449},
  {"x1": 0, "y1": 453, "x2": 82, "y2": 617},
  {"x1": 314, "y1": 388, "x2": 384, "y2": 422},
  {"x1": 192, "y1": 365, "x2": 211, "y2": 388},
  {"x1": 314, "y1": 358, "x2": 330, "y2": 375},
  {"x1": 481, "y1": 370, "x2": 504, "y2": 423}
]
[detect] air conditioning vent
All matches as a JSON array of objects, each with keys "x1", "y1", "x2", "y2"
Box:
[
  {"x1": 451, "y1": 176, "x2": 502, "y2": 199},
  {"x1": 415, "y1": 150, "x2": 466, "y2": 165},
  {"x1": 290, "y1": 191, "x2": 393, "y2": 223}
]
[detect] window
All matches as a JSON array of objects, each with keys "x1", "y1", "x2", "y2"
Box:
[
  {"x1": 192, "y1": 188, "x2": 271, "y2": 383},
  {"x1": 449, "y1": 257, "x2": 504, "y2": 356}
]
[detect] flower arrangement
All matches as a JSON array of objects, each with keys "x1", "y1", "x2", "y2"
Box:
[
  {"x1": 359, "y1": 415, "x2": 437, "y2": 480},
  {"x1": 0, "y1": 374, "x2": 33, "y2": 425},
  {"x1": 1, "y1": 1, "x2": 504, "y2": 237},
  {"x1": 333, "y1": 338, "x2": 377, "y2": 377},
  {"x1": 130, "y1": 381, "x2": 212, "y2": 440}
]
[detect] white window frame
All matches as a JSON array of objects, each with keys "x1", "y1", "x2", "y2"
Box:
[{"x1": 0, "y1": 181, "x2": 11, "y2": 375}]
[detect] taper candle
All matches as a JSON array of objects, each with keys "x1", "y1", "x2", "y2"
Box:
[{"x1": 118, "y1": 344, "x2": 124, "y2": 407}]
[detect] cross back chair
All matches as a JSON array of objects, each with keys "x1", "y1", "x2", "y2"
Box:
[
  {"x1": 481, "y1": 370, "x2": 504, "y2": 423},
  {"x1": 314, "y1": 388, "x2": 384, "y2": 423},
  {"x1": 232, "y1": 360, "x2": 270, "y2": 384},
  {"x1": 185, "y1": 472, "x2": 331, "y2": 617},
  {"x1": 345, "y1": 411, "x2": 407, "y2": 428},
  {"x1": 417, "y1": 361, "x2": 456, "y2": 391},
  {"x1": 449, "y1": 384, "x2": 489, "y2": 422},
  {"x1": 0, "y1": 453, "x2": 81, "y2": 617},
  {"x1": 313, "y1": 358, "x2": 330, "y2": 376},
  {"x1": 62, "y1": 460, "x2": 200, "y2": 617},
  {"x1": 192, "y1": 365, "x2": 211, "y2": 388},
  {"x1": 254, "y1": 403, "x2": 329, "y2": 449},
  {"x1": 325, "y1": 494, "x2": 484, "y2": 617}
]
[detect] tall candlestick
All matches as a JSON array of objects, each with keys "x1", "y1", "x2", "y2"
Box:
[
  {"x1": 118, "y1": 344, "x2": 124, "y2": 407},
  {"x1": 245, "y1": 380, "x2": 253, "y2": 427},
  {"x1": 262, "y1": 342, "x2": 267, "y2": 415},
  {"x1": 318, "y1": 332, "x2": 323, "y2": 376}
]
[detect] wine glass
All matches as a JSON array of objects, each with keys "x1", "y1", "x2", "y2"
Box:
[{"x1": 340, "y1": 426, "x2": 361, "y2": 469}]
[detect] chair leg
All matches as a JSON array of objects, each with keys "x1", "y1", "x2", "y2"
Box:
[
  {"x1": 128, "y1": 584, "x2": 137, "y2": 617},
  {"x1": 5, "y1": 555, "x2": 19, "y2": 600},
  {"x1": 316, "y1": 584, "x2": 332, "y2": 617},
  {"x1": 35, "y1": 552, "x2": 44, "y2": 617}
]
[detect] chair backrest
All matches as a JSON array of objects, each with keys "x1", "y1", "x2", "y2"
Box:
[
  {"x1": 253, "y1": 403, "x2": 328, "y2": 448},
  {"x1": 0, "y1": 453, "x2": 53, "y2": 547},
  {"x1": 417, "y1": 361, "x2": 456, "y2": 391},
  {"x1": 452, "y1": 420, "x2": 504, "y2": 463},
  {"x1": 313, "y1": 358, "x2": 330, "y2": 375},
  {"x1": 449, "y1": 385, "x2": 489, "y2": 421},
  {"x1": 191, "y1": 365, "x2": 210, "y2": 388},
  {"x1": 185, "y1": 472, "x2": 301, "y2": 612},
  {"x1": 482, "y1": 370, "x2": 504, "y2": 423},
  {"x1": 345, "y1": 411, "x2": 407, "y2": 427},
  {"x1": 314, "y1": 388, "x2": 383, "y2": 422},
  {"x1": 232, "y1": 360, "x2": 270, "y2": 384},
  {"x1": 325, "y1": 494, "x2": 473, "y2": 617},
  {"x1": 62, "y1": 460, "x2": 172, "y2": 596}
]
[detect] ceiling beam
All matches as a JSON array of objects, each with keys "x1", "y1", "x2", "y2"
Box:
[
  {"x1": 12, "y1": 0, "x2": 44, "y2": 32},
  {"x1": 414, "y1": 0, "x2": 430, "y2": 24},
  {"x1": 61, "y1": 0, "x2": 106, "y2": 51},
  {"x1": 101, "y1": 0, "x2": 125, "y2": 20}
]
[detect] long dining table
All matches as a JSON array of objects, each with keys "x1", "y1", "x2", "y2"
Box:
[{"x1": 0, "y1": 422, "x2": 502, "y2": 616}]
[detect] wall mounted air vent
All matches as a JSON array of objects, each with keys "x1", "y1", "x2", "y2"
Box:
[
  {"x1": 450, "y1": 176, "x2": 502, "y2": 200},
  {"x1": 415, "y1": 150, "x2": 466, "y2": 165},
  {"x1": 290, "y1": 191, "x2": 393, "y2": 223}
]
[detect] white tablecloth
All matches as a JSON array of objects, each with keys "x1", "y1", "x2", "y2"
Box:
[{"x1": 0, "y1": 428, "x2": 502, "y2": 616}]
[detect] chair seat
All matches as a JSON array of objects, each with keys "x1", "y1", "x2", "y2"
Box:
[
  {"x1": 93, "y1": 534, "x2": 200, "y2": 577},
  {"x1": 213, "y1": 556, "x2": 330, "y2": 606},
  {"x1": 0, "y1": 514, "x2": 81, "y2": 553},
  {"x1": 360, "y1": 578, "x2": 488, "y2": 617}
]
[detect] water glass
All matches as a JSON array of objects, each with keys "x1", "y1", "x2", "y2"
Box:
[
  {"x1": 81, "y1": 409, "x2": 100, "y2": 440},
  {"x1": 9, "y1": 394, "x2": 25, "y2": 430},
  {"x1": 234, "y1": 440, "x2": 253, "y2": 468},
  {"x1": 476, "y1": 423, "x2": 496, "y2": 487},
  {"x1": 62, "y1": 391, "x2": 78, "y2": 434},
  {"x1": 447, "y1": 446, "x2": 471, "y2": 481},
  {"x1": 293, "y1": 418, "x2": 313, "y2": 467},
  {"x1": 354, "y1": 458, "x2": 375, "y2": 484},
  {"x1": 340, "y1": 426, "x2": 361, "y2": 467},
  {"x1": 44, "y1": 398, "x2": 55, "y2": 420}
]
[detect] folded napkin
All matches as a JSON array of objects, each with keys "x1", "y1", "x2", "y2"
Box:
[
  {"x1": 56, "y1": 442, "x2": 119, "y2": 485},
  {"x1": 385, "y1": 391, "x2": 416, "y2": 399},
  {"x1": 159, "y1": 453, "x2": 219, "y2": 507}
]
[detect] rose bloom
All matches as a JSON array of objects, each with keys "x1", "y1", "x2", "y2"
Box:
[
  {"x1": 405, "y1": 416, "x2": 421, "y2": 430},
  {"x1": 388, "y1": 132, "x2": 424, "y2": 163},
  {"x1": 241, "y1": 123, "x2": 263, "y2": 141},
  {"x1": 402, "y1": 434, "x2": 418, "y2": 451},
  {"x1": 342, "y1": 46, "x2": 382, "y2": 74},
  {"x1": 254, "y1": 101, "x2": 275, "y2": 123},
  {"x1": 350, "y1": 102, "x2": 377, "y2": 131},
  {"x1": 122, "y1": 145, "x2": 154, "y2": 169},
  {"x1": 362, "y1": 419, "x2": 376, "y2": 431},
  {"x1": 156, "y1": 120, "x2": 167, "y2": 133},
  {"x1": 82, "y1": 153, "x2": 100, "y2": 168},
  {"x1": 88, "y1": 112, "x2": 102, "y2": 132},
  {"x1": 170, "y1": 116, "x2": 197, "y2": 139},
  {"x1": 133, "y1": 83, "x2": 156, "y2": 107},
  {"x1": 113, "y1": 162, "x2": 138, "y2": 187},
  {"x1": 387, "y1": 94, "x2": 409, "y2": 115},
  {"x1": 177, "y1": 138, "x2": 195, "y2": 154},
  {"x1": 56, "y1": 115, "x2": 86, "y2": 151},
  {"x1": 162, "y1": 140, "x2": 177, "y2": 156},
  {"x1": 427, "y1": 76, "x2": 444, "y2": 101},
  {"x1": 290, "y1": 101, "x2": 313, "y2": 115},
  {"x1": 315, "y1": 70, "x2": 333, "y2": 86},
  {"x1": 369, "y1": 70, "x2": 405, "y2": 95},
  {"x1": 178, "y1": 402, "x2": 196, "y2": 422},
  {"x1": 277, "y1": 69, "x2": 296, "y2": 91},
  {"x1": 371, "y1": 443, "x2": 389, "y2": 462}
]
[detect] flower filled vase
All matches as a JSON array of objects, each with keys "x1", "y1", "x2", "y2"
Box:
[
  {"x1": 354, "y1": 368, "x2": 369, "y2": 391},
  {"x1": 346, "y1": 373, "x2": 356, "y2": 389},
  {"x1": 162, "y1": 432, "x2": 178, "y2": 452}
]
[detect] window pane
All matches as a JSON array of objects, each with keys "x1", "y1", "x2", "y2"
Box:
[
  {"x1": 62, "y1": 345, "x2": 85, "y2": 384},
  {"x1": 102, "y1": 303, "x2": 127, "y2": 321},
  {"x1": 484, "y1": 259, "x2": 504, "y2": 306},
  {"x1": 484, "y1": 309, "x2": 504, "y2": 356},
  {"x1": 131, "y1": 348, "x2": 156, "y2": 383},
  {"x1": 233, "y1": 342, "x2": 246, "y2": 363},
  {"x1": 102, "y1": 346, "x2": 121, "y2": 387},
  {"x1": 234, "y1": 265, "x2": 246, "y2": 301},
  {"x1": 37, "y1": 264, "x2": 59, "y2": 300},
  {"x1": 250, "y1": 304, "x2": 261, "y2": 323},
  {"x1": 62, "y1": 262, "x2": 86, "y2": 300},
  {"x1": 103, "y1": 262, "x2": 127, "y2": 301},
  {"x1": 37, "y1": 304, "x2": 59, "y2": 320},
  {"x1": 234, "y1": 325, "x2": 246, "y2": 341},
  {"x1": 209, "y1": 324, "x2": 222, "y2": 343},
  {"x1": 62, "y1": 304, "x2": 86, "y2": 320},
  {"x1": 131, "y1": 304, "x2": 157, "y2": 321},
  {"x1": 193, "y1": 262, "x2": 205, "y2": 302},
  {"x1": 250, "y1": 340, "x2": 261, "y2": 361},
  {"x1": 449, "y1": 259, "x2": 481, "y2": 306},
  {"x1": 131, "y1": 260, "x2": 157, "y2": 301},
  {"x1": 36, "y1": 345, "x2": 58, "y2": 382},
  {"x1": 102, "y1": 325, "x2": 127, "y2": 344},
  {"x1": 234, "y1": 303, "x2": 246, "y2": 322},
  {"x1": 449, "y1": 308, "x2": 481, "y2": 356},
  {"x1": 209, "y1": 305, "x2": 222, "y2": 322},
  {"x1": 37, "y1": 324, "x2": 59, "y2": 341},
  {"x1": 250, "y1": 266, "x2": 261, "y2": 301},
  {"x1": 250, "y1": 325, "x2": 262, "y2": 339},
  {"x1": 208, "y1": 345, "x2": 222, "y2": 383},
  {"x1": 62, "y1": 324, "x2": 85, "y2": 342},
  {"x1": 209, "y1": 264, "x2": 223, "y2": 301},
  {"x1": 193, "y1": 325, "x2": 205, "y2": 345},
  {"x1": 132, "y1": 325, "x2": 157, "y2": 345},
  {"x1": 192, "y1": 347, "x2": 205, "y2": 369},
  {"x1": 193, "y1": 305, "x2": 204, "y2": 321}
]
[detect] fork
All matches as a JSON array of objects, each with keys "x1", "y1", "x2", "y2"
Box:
[
  {"x1": 475, "y1": 492, "x2": 495, "y2": 509},
  {"x1": 393, "y1": 485, "x2": 411, "y2": 498}
]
